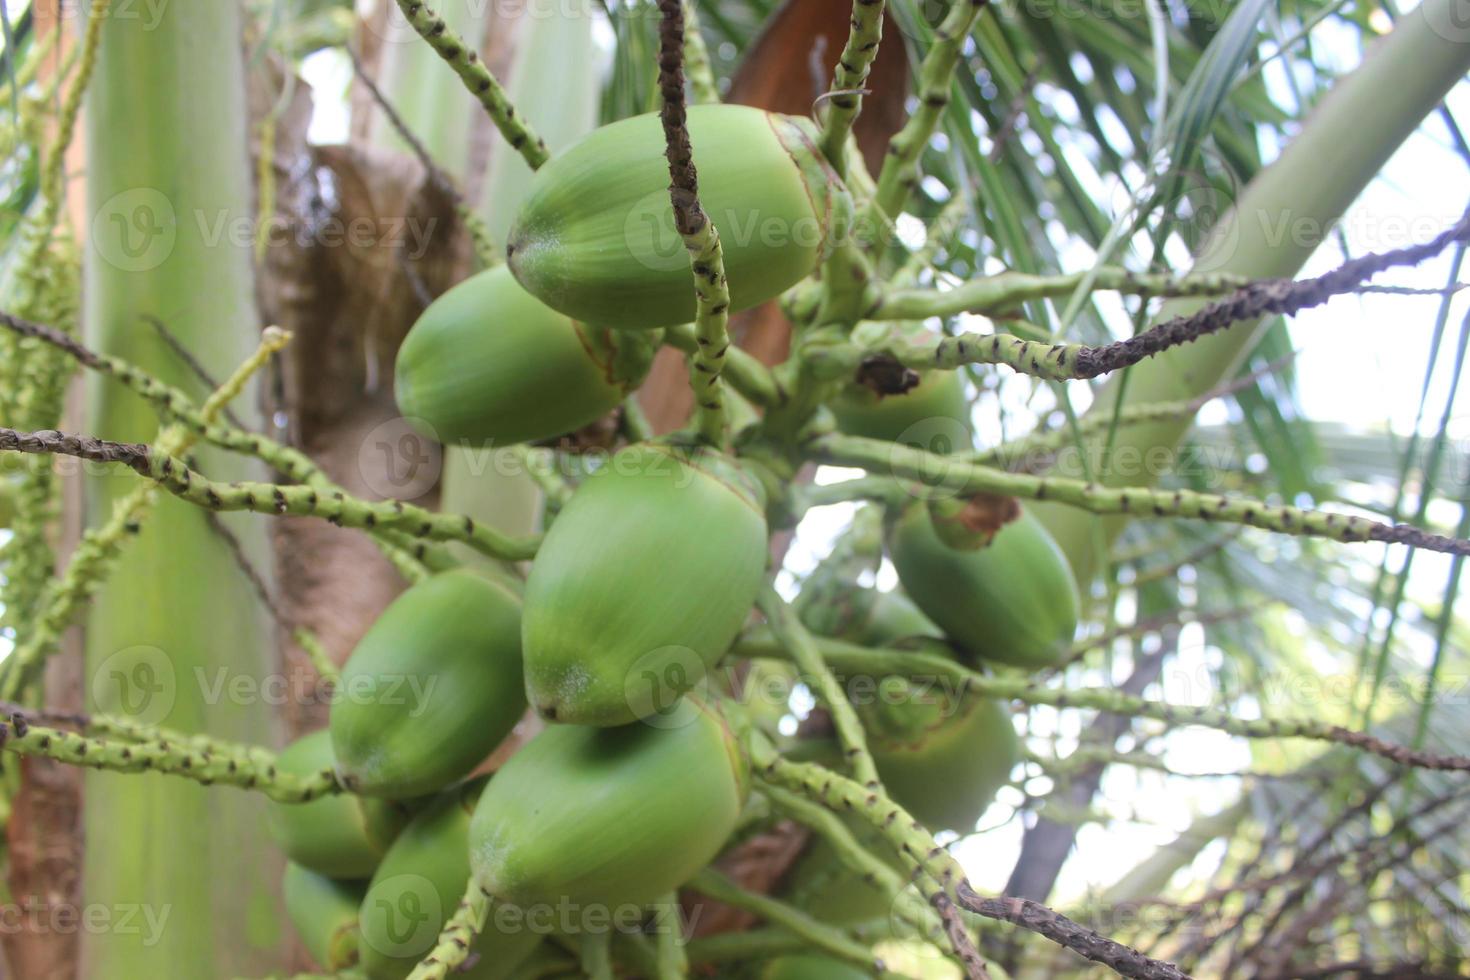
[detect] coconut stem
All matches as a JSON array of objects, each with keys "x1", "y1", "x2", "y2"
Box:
[
  {"x1": 0, "y1": 427, "x2": 540, "y2": 562},
  {"x1": 687, "y1": 868, "x2": 888, "y2": 975},
  {"x1": 651, "y1": 892, "x2": 688, "y2": 980},
  {"x1": 0, "y1": 308, "x2": 450, "y2": 575},
  {"x1": 407, "y1": 882, "x2": 490, "y2": 980},
  {"x1": 758, "y1": 587, "x2": 880, "y2": 787},
  {"x1": 752, "y1": 751, "x2": 992, "y2": 979},
  {"x1": 0, "y1": 330, "x2": 290, "y2": 701},
  {"x1": 392, "y1": 0, "x2": 550, "y2": 170},
  {"x1": 811, "y1": 433, "x2": 1470, "y2": 558},
  {"x1": 876, "y1": 266, "x2": 1252, "y2": 322},
  {"x1": 682, "y1": 0, "x2": 719, "y2": 105},
  {"x1": 663, "y1": 323, "x2": 781, "y2": 407},
  {"x1": 735, "y1": 633, "x2": 1470, "y2": 773},
  {"x1": 657, "y1": 0, "x2": 731, "y2": 447},
  {"x1": 867, "y1": 0, "x2": 988, "y2": 224},
  {"x1": 817, "y1": 0, "x2": 888, "y2": 175},
  {"x1": 0, "y1": 709, "x2": 340, "y2": 803}
]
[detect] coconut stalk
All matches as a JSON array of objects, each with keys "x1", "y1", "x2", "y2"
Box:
[
  {"x1": 425, "y1": 1, "x2": 600, "y2": 549},
  {"x1": 81, "y1": 1, "x2": 281, "y2": 974},
  {"x1": 1035, "y1": 0, "x2": 1470, "y2": 583}
]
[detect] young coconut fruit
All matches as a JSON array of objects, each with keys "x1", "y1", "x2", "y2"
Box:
[
  {"x1": 864, "y1": 681, "x2": 1018, "y2": 833},
  {"x1": 889, "y1": 499, "x2": 1079, "y2": 670},
  {"x1": 394, "y1": 266, "x2": 655, "y2": 447},
  {"x1": 469, "y1": 698, "x2": 748, "y2": 912},
  {"x1": 521, "y1": 443, "x2": 767, "y2": 726},
  {"x1": 831, "y1": 368, "x2": 970, "y2": 445},
  {"x1": 269, "y1": 730, "x2": 409, "y2": 878},
  {"x1": 283, "y1": 862, "x2": 365, "y2": 972},
  {"x1": 331, "y1": 570, "x2": 527, "y2": 798},
  {"x1": 508, "y1": 104, "x2": 852, "y2": 330},
  {"x1": 359, "y1": 779, "x2": 541, "y2": 980}
]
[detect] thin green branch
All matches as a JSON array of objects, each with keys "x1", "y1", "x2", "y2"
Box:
[
  {"x1": 874, "y1": 267, "x2": 1251, "y2": 321},
  {"x1": 810, "y1": 433, "x2": 1470, "y2": 557},
  {"x1": 868, "y1": 0, "x2": 988, "y2": 222},
  {"x1": 682, "y1": 0, "x2": 718, "y2": 105},
  {"x1": 663, "y1": 323, "x2": 781, "y2": 408},
  {"x1": 0, "y1": 309, "x2": 451, "y2": 575},
  {"x1": 652, "y1": 891, "x2": 688, "y2": 980},
  {"x1": 658, "y1": 0, "x2": 731, "y2": 446},
  {"x1": 757, "y1": 587, "x2": 879, "y2": 787},
  {"x1": 0, "y1": 427, "x2": 540, "y2": 562},
  {"x1": 732, "y1": 633, "x2": 1470, "y2": 773},
  {"x1": 0, "y1": 711, "x2": 339, "y2": 803},
  {"x1": 817, "y1": 0, "x2": 887, "y2": 175},
  {"x1": 408, "y1": 882, "x2": 490, "y2": 980},
  {"x1": 687, "y1": 869, "x2": 887, "y2": 975},
  {"x1": 392, "y1": 0, "x2": 550, "y2": 169}
]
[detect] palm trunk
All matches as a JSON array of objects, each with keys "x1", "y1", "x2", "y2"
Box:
[
  {"x1": 1037, "y1": 0, "x2": 1470, "y2": 583},
  {"x1": 82, "y1": 1, "x2": 281, "y2": 974}
]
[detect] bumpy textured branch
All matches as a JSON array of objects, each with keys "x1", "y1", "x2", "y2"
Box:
[
  {"x1": 682, "y1": 0, "x2": 719, "y2": 105},
  {"x1": 664, "y1": 323, "x2": 782, "y2": 408},
  {"x1": 955, "y1": 884, "x2": 1192, "y2": 980},
  {"x1": 658, "y1": 0, "x2": 731, "y2": 446},
  {"x1": 752, "y1": 750, "x2": 990, "y2": 980},
  {"x1": 392, "y1": 0, "x2": 550, "y2": 169},
  {"x1": 0, "y1": 330, "x2": 290, "y2": 701},
  {"x1": 868, "y1": 0, "x2": 988, "y2": 222},
  {"x1": 408, "y1": 882, "x2": 490, "y2": 980},
  {"x1": 874, "y1": 267, "x2": 1251, "y2": 321},
  {"x1": 0, "y1": 428, "x2": 539, "y2": 562},
  {"x1": 0, "y1": 309, "x2": 452, "y2": 575},
  {"x1": 0, "y1": 711, "x2": 340, "y2": 803},
  {"x1": 812, "y1": 434, "x2": 1470, "y2": 557},
  {"x1": 872, "y1": 210, "x2": 1470, "y2": 374},
  {"x1": 762, "y1": 782, "x2": 953, "y2": 947},
  {"x1": 687, "y1": 869, "x2": 887, "y2": 975},
  {"x1": 737, "y1": 634, "x2": 1470, "y2": 773},
  {"x1": 818, "y1": 0, "x2": 887, "y2": 174},
  {"x1": 758, "y1": 588, "x2": 879, "y2": 787}
]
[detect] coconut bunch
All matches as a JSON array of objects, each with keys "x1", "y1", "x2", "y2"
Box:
[{"x1": 275, "y1": 102, "x2": 1080, "y2": 979}]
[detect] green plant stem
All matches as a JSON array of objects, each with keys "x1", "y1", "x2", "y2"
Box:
[
  {"x1": 682, "y1": 0, "x2": 718, "y2": 104},
  {"x1": 687, "y1": 869, "x2": 886, "y2": 974},
  {"x1": 408, "y1": 882, "x2": 490, "y2": 980},
  {"x1": 810, "y1": 433, "x2": 1470, "y2": 557},
  {"x1": 868, "y1": 0, "x2": 987, "y2": 223},
  {"x1": 757, "y1": 587, "x2": 878, "y2": 787},
  {"x1": 0, "y1": 715, "x2": 339, "y2": 803},
  {"x1": 0, "y1": 330, "x2": 289, "y2": 701},
  {"x1": 818, "y1": 0, "x2": 887, "y2": 175},
  {"x1": 658, "y1": 0, "x2": 731, "y2": 446},
  {"x1": 874, "y1": 267, "x2": 1249, "y2": 320},
  {"x1": 664, "y1": 323, "x2": 781, "y2": 407},
  {"x1": 392, "y1": 0, "x2": 550, "y2": 169},
  {"x1": 732, "y1": 632, "x2": 1470, "y2": 773},
  {"x1": 652, "y1": 891, "x2": 688, "y2": 980},
  {"x1": 0, "y1": 308, "x2": 447, "y2": 575},
  {"x1": 0, "y1": 428, "x2": 540, "y2": 561}
]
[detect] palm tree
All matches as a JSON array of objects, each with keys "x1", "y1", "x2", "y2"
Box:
[{"x1": 0, "y1": 0, "x2": 1465, "y2": 976}]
